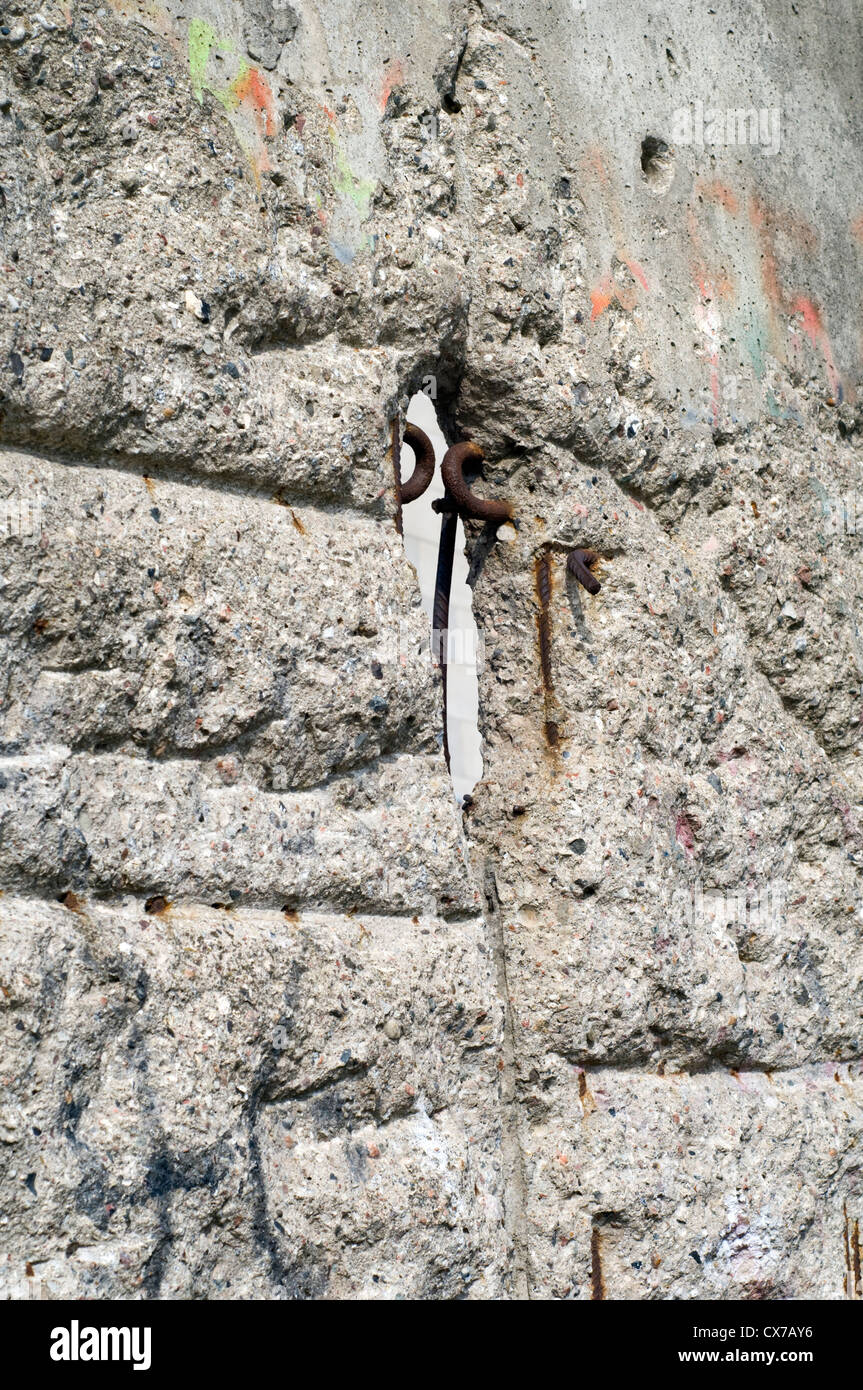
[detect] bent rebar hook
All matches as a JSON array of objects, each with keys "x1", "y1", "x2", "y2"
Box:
[
  {"x1": 566, "y1": 547, "x2": 601, "y2": 595},
  {"x1": 434, "y1": 441, "x2": 513, "y2": 523},
  {"x1": 398, "y1": 422, "x2": 436, "y2": 505}
]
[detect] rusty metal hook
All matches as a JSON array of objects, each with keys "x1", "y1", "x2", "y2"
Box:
[
  {"x1": 398, "y1": 422, "x2": 436, "y2": 505},
  {"x1": 434, "y1": 441, "x2": 512, "y2": 522},
  {"x1": 566, "y1": 548, "x2": 601, "y2": 594}
]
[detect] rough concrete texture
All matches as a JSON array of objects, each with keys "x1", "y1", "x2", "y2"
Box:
[{"x1": 1, "y1": 0, "x2": 862, "y2": 1299}]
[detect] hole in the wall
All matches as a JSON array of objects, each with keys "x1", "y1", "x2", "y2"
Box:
[
  {"x1": 399, "y1": 391, "x2": 482, "y2": 801},
  {"x1": 640, "y1": 134, "x2": 674, "y2": 192}
]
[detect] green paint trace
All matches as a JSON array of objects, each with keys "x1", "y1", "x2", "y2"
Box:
[
  {"x1": 187, "y1": 17, "x2": 235, "y2": 103},
  {"x1": 329, "y1": 131, "x2": 376, "y2": 217}
]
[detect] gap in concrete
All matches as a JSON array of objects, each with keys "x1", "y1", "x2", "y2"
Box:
[{"x1": 400, "y1": 390, "x2": 482, "y2": 801}]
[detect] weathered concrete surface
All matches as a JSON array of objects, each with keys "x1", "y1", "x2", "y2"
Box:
[
  {"x1": 1, "y1": 0, "x2": 862, "y2": 1299},
  {"x1": 450, "y1": 0, "x2": 863, "y2": 1300},
  {"x1": 0, "y1": 894, "x2": 501, "y2": 1298}
]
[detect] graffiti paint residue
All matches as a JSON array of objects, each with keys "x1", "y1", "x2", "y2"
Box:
[
  {"x1": 329, "y1": 130, "x2": 376, "y2": 216},
  {"x1": 186, "y1": 16, "x2": 276, "y2": 179},
  {"x1": 232, "y1": 63, "x2": 276, "y2": 139}
]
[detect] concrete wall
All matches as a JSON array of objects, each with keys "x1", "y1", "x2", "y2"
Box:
[{"x1": 0, "y1": 0, "x2": 861, "y2": 1299}]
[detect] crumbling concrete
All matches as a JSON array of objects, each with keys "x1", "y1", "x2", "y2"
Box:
[{"x1": 1, "y1": 0, "x2": 861, "y2": 1299}]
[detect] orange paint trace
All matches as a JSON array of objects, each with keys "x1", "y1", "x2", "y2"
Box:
[
  {"x1": 232, "y1": 66, "x2": 276, "y2": 139},
  {"x1": 590, "y1": 280, "x2": 614, "y2": 320},
  {"x1": 792, "y1": 295, "x2": 840, "y2": 397},
  {"x1": 748, "y1": 195, "x2": 818, "y2": 321},
  {"x1": 696, "y1": 178, "x2": 740, "y2": 216},
  {"x1": 583, "y1": 147, "x2": 610, "y2": 187},
  {"x1": 748, "y1": 195, "x2": 785, "y2": 327},
  {"x1": 581, "y1": 147, "x2": 650, "y2": 320},
  {"x1": 590, "y1": 265, "x2": 642, "y2": 320},
  {"x1": 379, "y1": 59, "x2": 405, "y2": 112},
  {"x1": 623, "y1": 257, "x2": 649, "y2": 293}
]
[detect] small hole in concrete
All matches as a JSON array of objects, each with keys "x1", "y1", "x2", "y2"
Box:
[
  {"x1": 400, "y1": 392, "x2": 482, "y2": 801},
  {"x1": 640, "y1": 135, "x2": 674, "y2": 192}
]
